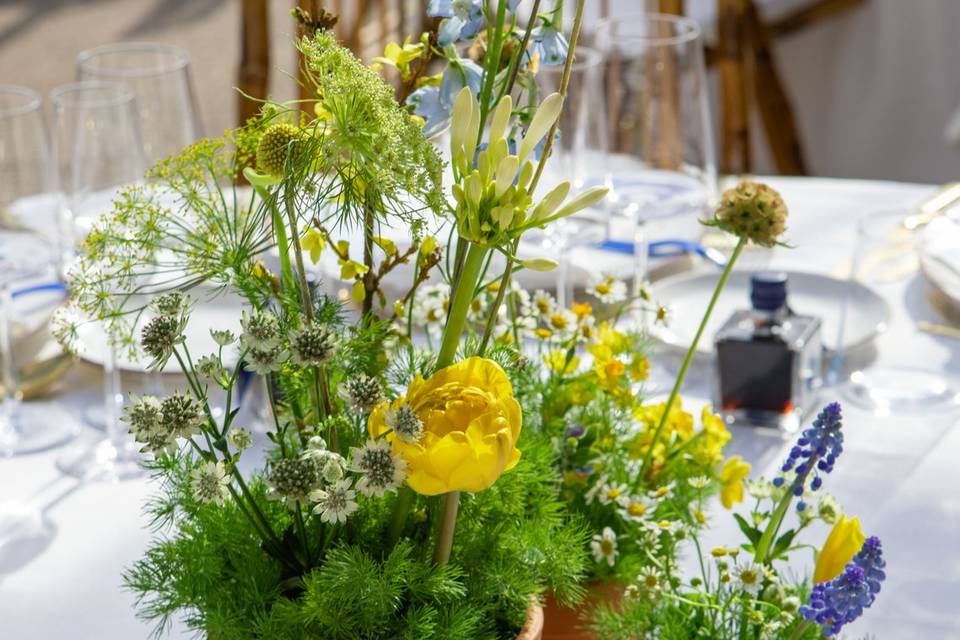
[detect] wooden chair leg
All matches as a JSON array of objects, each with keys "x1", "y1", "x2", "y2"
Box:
[
  {"x1": 238, "y1": 0, "x2": 270, "y2": 126},
  {"x1": 716, "y1": 0, "x2": 752, "y2": 174},
  {"x1": 744, "y1": 0, "x2": 808, "y2": 175},
  {"x1": 658, "y1": 0, "x2": 685, "y2": 14}
]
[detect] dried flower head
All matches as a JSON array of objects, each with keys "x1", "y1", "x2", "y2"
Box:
[{"x1": 711, "y1": 180, "x2": 788, "y2": 247}]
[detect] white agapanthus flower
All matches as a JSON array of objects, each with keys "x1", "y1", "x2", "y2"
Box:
[
  {"x1": 191, "y1": 461, "x2": 231, "y2": 505},
  {"x1": 590, "y1": 527, "x2": 619, "y2": 566},
  {"x1": 350, "y1": 439, "x2": 407, "y2": 497},
  {"x1": 309, "y1": 479, "x2": 358, "y2": 524}
]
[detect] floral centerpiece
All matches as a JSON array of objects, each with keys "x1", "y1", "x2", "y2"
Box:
[{"x1": 54, "y1": 2, "x2": 890, "y2": 639}]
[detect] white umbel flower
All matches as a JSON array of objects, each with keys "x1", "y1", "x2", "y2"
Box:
[
  {"x1": 310, "y1": 479, "x2": 358, "y2": 524},
  {"x1": 191, "y1": 461, "x2": 230, "y2": 505},
  {"x1": 590, "y1": 527, "x2": 619, "y2": 566},
  {"x1": 350, "y1": 439, "x2": 407, "y2": 497}
]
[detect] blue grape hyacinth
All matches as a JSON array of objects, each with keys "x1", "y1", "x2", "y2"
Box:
[
  {"x1": 772, "y1": 402, "x2": 844, "y2": 511},
  {"x1": 800, "y1": 535, "x2": 886, "y2": 636}
]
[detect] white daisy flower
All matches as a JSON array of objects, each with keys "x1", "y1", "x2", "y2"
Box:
[
  {"x1": 734, "y1": 560, "x2": 764, "y2": 595},
  {"x1": 350, "y1": 439, "x2": 407, "y2": 497},
  {"x1": 598, "y1": 481, "x2": 629, "y2": 506},
  {"x1": 586, "y1": 274, "x2": 628, "y2": 304},
  {"x1": 531, "y1": 289, "x2": 556, "y2": 318},
  {"x1": 618, "y1": 496, "x2": 656, "y2": 523},
  {"x1": 546, "y1": 309, "x2": 578, "y2": 340},
  {"x1": 637, "y1": 566, "x2": 663, "y2": 592},
  {"x1": 590, "y1": 527, "x2": 619, "y2": 566},
  {"x1": 309, "y1": 479, "x2": 358, "y2": 524},
  {"x1": 191, "y1": 461, "x2": 230, "y2": 505}
]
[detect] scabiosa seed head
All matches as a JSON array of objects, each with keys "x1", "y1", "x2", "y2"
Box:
[
  {"x1": 711, "y1": 180, "x2": 788, "y2": 247},
  {"x1": 256, "y1": 122, "x2": 302, "y2": 176},
  {"x1": 338, "y1": 374, "x2": 384, "y2": 413},
  {"x1": 141, "y1": 313, "x2": 187, "y2": 370},
  {"x1": 383, "y1": 403, "x2": 424, "y2": 444},
  {"x1": 267, "y1": 457, "x2": 320, "y2": 505},
  {"x1": 350, "y1": 439, "x2": 406, "y2": 497},
  {"x1": 289, "y1": 322, "x2": 337, "y2": 367}
]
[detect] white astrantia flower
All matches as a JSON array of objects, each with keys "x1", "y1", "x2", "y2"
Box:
[
  {"x1": 240, "y1": 309, "x2": 282, "y2": 349},
  {"x1": 350, "y1": 439, "x2": 407, "y2": 497},
  {"x1": 746, "y1": 477, "x2": 775, "y2": 500},
  {"x1": 288, "y1": 321, "x2": 337, "y2": 367},
  {"x1": 227, "y1": 427, "x2": 253, "y2": 451},
  {"x1": 734, "y1": 560, "x2": 764, "y2": 595},
  {"x1": 243, "y1": 344, "x2": 288, "y2": 375},
  {"x1": 309, "y1": 479, "x2": 358, "y2": 524},
  {"x1": 210, "y1": 328, "x2": 236, "y2": 346},
  {"x1": 196, "y1": 354, "x2": 227, "y2": 383},
  {"x1": 51, "y1": 303, "x2": 85, "y2": 356},
  {"x1": 383, "y1": 403, "x2": 424, "y2": 444},
  {"x1": 267, "y1": 457, "x2": 320, "y2": 505},
  {"x1": 191, "y1": 461, "x2": 231, "y2": 505},
  {"x1": 586, "y1": 274, "x2": 628, "y2": 305},
  {"x1": 590, "y1": 527, "x2": 619, "y2": 567},
  {"x1": 338, "y1": 374, "x2": 384, "y2": 414}
]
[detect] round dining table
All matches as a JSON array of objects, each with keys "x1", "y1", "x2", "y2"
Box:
[{"x1": 1, "y1": 176, "x2": 958, "y2": 639}]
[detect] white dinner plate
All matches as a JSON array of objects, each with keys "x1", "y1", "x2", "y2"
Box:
[
  {"x1": 920, "y1": 217, "x2": 960, "y2": 309},
  {"x1": 648, "y1": 270, "x2": 890, "y2": 355}
]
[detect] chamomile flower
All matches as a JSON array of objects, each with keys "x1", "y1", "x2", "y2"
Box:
[
  {"x1": 637, "y1": 566, "x2": 664, "y2": 592},
  {"x1": 309, "y1": 479, "x2": 358, "y2": 524},
  {"x1": 590, "y1": 527, "x2": 619, "y2": 566},
  {"x1": 618, "y1": 496, "x2": 656, "y2": 523},
  {"x1": 547, "y1": 309, "x2": 578, "y2": 340},
  {"x1": 191, "y1": 460, "x2": 231, "y2": 505},
  {"x1": 531, "y1": 290, "x2": 556, "y2": 318},
  {"x1": 587, "y1": 274, "x2": 628, "y2": 304},
  {"x1": 350, "y1": 439, "x2": 407, "y2": 497},
  {"x1": 734, "y1": 560, "x2": 765, "y2": 595}
]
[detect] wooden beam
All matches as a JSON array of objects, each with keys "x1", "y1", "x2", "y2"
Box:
[
  {"x1": 238, "y1": 0, "x2": 270, "y2": 127},
  {"x1": 716, "y1": 0, "x2": 752, "y2": 174}
]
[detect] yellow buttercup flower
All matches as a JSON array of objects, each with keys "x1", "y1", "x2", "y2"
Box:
[
  {"x1": 719, "y1": 455, "x2": 751, "y2": 509},
  {"x1": 814, "y1": 515, "x2": 866, "y2": 584},
  {"x1": 692, "y1": 406, "x2": 732, "y2": 467},
  {"x1": 368, "y1": 357, "x2": 521, "y2": 496},
  {"x1": 588, "y1": 322, "x2": 631, "y2": 360}
]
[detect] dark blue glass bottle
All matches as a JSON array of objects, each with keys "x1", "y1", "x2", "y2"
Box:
[{"x1": 714, "y1": 273, "x2": 823, "y2": 431}]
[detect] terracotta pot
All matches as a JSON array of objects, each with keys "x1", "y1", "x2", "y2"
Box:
[
  {"x1": 541, "y1": 581, "x2": 622, "y2": 640},
  {"x1": 518, "y1": 603, "x2": 545, "y2": 640}
]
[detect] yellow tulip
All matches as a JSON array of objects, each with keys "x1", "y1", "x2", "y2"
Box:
[
  {"x1": 368, "y1": 357, "x2": 522, "y2": 496},
  {"x1": 814, "y1": 515, "x2": 866, "y2": 584},
  {"x1": 719, "y1": 456, "x2": 751, "y2": 509}
]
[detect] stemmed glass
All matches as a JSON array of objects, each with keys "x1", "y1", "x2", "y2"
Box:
[
  {"x1": 51, "y1": 81, "x2": 146, "y2": 481},
  {"x1": 835, "y1": 209, "x2": 960, "y2": 414},
  {"x1": 531, "y1": 46, "x2": 609, "y2": 307},
  {"x1": 0, "y1": 85, "x2": 78, "y2": 456},
  {"x1": 77, "y1": 43, "x2": 201, "y2": 166},
  {"x1": 593, "y1": 14, "x2": 716, "y2": 317}
]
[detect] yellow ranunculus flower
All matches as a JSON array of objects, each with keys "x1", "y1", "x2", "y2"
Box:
[
  {"x1": 719, "y1": 455, "x2": 751, "y2": 509},
  {"x1": 368, "y1": 357, "x2": 521, "y2": 496},
  {"x1": 814, "y1": 515, "x2": 866, "y2": 584}
]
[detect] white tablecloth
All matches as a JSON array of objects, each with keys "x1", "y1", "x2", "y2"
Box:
[{"x1": 2, "y1": 176, "x2": 959, "y2": 639}]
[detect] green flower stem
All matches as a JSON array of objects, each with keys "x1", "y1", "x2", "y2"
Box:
[
  {"x1": 501, "y1": 0, "x2": 542, "y2": 97},
  {"x1": 786, "y1": 619, "x2": 816, "y2": 640},
  {"x1": 436, "y1": 242, "x2": 487, "y2": 370},
  {"x1": 386, "y1": 486, "x2": 415, "y2": 548},
  {"x1": 754, "y1": 485, "x2": 794, "y2": 564},
  {"x1": 361, "y1": 203, "x2": 376, "y2": 315},
  {"x1": 432, "y1": 490, "x2": 461, "y2": 566},
  {"x1": 294, "y1": 503, "x2": 312, "y2": 566},
  {"x1": 478, "y1": 238, "x2": 520, "y2": 356},
  {"x1": 475, "y1": 0, "x2": 508, "y2": 145},
  {"x1": 638, "y1": 238, "x2": 746, "y2": 481},
  {"x1": 269, "y1": 197, "x2": 298, "y2": 319}
]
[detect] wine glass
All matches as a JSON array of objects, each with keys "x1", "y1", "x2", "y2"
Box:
[
  {"x1": 593, "y1": 14, "x2": 717, "y2": 318},
  {"x1": 836, "y1": 209, "x2": 960, "y2": 415},
  {"x1": 0, "y1": 85, "x2": 78, "y2": 456},
  {"x1": 50, "y1": 81, "x2": 146, "y2": 481},
  {"x1": 77, "y1": 43, "x2": 202, "y2": 166},
  {"x1": 531, "y1": 46, "x2": 609, "y2": 307}
]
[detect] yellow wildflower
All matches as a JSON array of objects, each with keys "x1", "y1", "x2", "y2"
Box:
[
  {"x1": 535, "y1": 327, "x2": 553, "y2": 340},
  {"x1": 368, "y1": 357, "x2": 521, "y2": 496},
  {"x1": 571, "y1": 302, "x2": 592, "y2": 319},
  {"x1": 692, "y1": 406, "x2": 732, "y2": 467},
  {"x1": 301, "y1": 228, "x2": 326, "y2": 263},
  {"x1": 719, "y1": 456, "x2": 751, "y2": 509},
  {"x1": 814, "y1": 515, "x2": 865, "y2": 584},
  {"x1": 629, "y1": 354, "x2": 650, "y2": 382},
  {"x1": 544, "y1": 349, "x2": 580, "y2": 375}
]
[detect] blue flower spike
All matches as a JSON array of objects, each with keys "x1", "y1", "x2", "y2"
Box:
[{"x1": 772, "y1": 402, "x2": 844, "y2": 510}]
